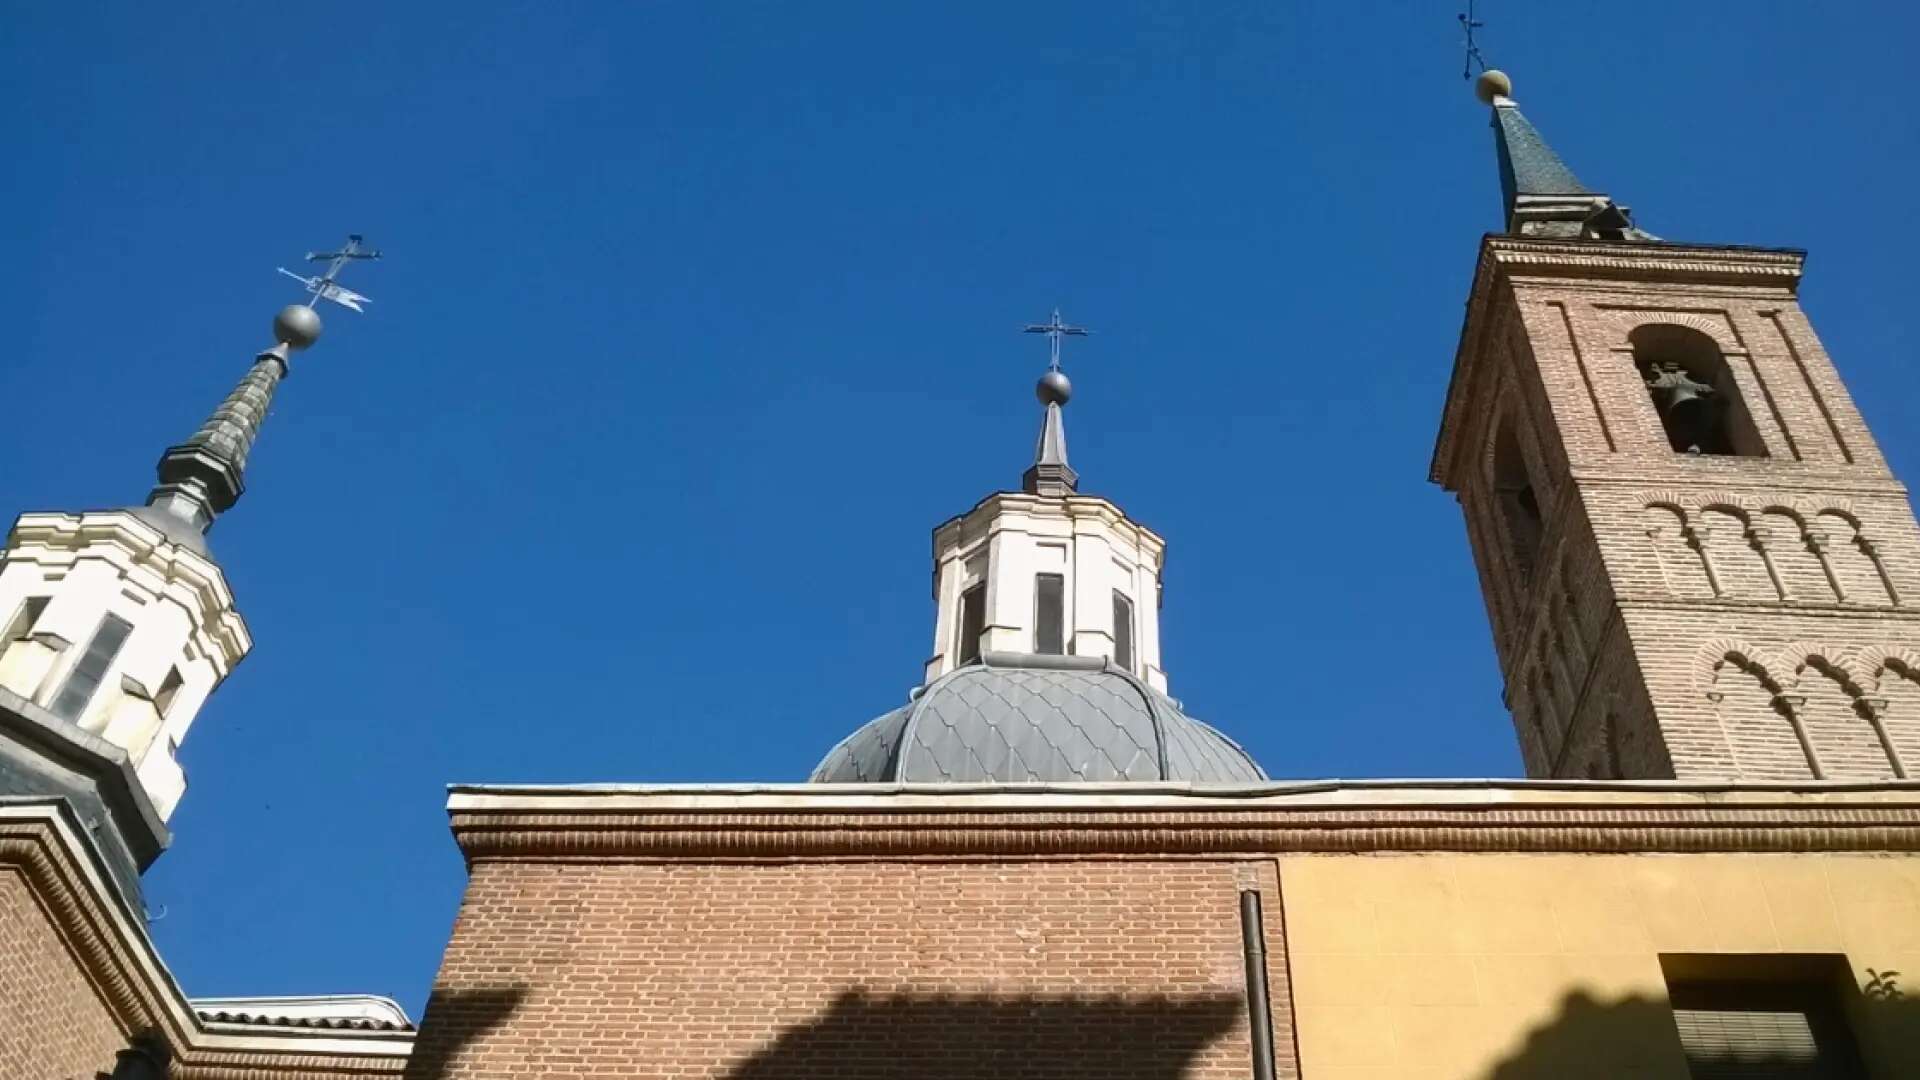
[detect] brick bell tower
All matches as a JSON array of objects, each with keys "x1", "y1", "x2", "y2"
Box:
[{"x1": 1431, "y1": 71, "x2": 1920, "y2": 782}]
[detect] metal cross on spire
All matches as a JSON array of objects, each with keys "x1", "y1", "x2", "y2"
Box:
[
  {"x1": 1458, "y1": 0, "x2": 1490, "y2": 80},
  {"x1": 278, "y1": 233, "x2": 381, "y2": 313},
  {"x1": 1022, "y1": 308, "x2": 1089, "y2": 372}
]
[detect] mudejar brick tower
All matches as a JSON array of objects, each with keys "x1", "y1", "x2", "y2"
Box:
[{"x1": 1432, "y1": 71, "x2": 1920, "y2": 781}]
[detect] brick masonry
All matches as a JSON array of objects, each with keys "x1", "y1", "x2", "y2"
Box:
[
  {"x1": 413, "y1": 787, "x2": 1920, "y2": 1079},
  {"x1": 0, "y1": 868, "x2": 126, "y2": 1080},
  {"x1": 1434, "y1": 238, "x2": 1920, "y2": 781},
  {"x1": 0, "y1": 810, "x2": 411, "y2": 1080},
  {"x1": 406, "y1": 857, "x2": 1291, "y2": 1080}
]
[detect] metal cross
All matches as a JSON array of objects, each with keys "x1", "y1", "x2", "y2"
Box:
[
  {"x1": 1458, "y1": 1, "x2": 1488, "y2": 80},
  {"x1": 278, "y1": 233, "x2": 382, "y2": 312},
  {"x1": 1023, "y1": 308, "x2": 1089, "y2": 372}
]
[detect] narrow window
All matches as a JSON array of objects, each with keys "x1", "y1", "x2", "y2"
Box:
[
  {"x1": 1033, "y1": 574, "x2": 1065, "y2": 655},
  {"x1": 49, "y1": 614, "x2": 133, "y2": 722},
  {"x1": 955, "y1": 584, "x2": 985, "y2": 666},
  {"x1": 1112, "y1": 591, "x2": 1135, "y2": 672},
  {"x1": 153, "y1": 666, "x2": 185, "y2": 718},
  {"x1": 1633, "y1": 324, "x2": 1767, "y2": 458},
  {"x1": 2, "y1": 596, "x2": 48, "y2": 644},
  {"x1": 1492, "y1": 416, "x2": 1544, "y2": 584}
]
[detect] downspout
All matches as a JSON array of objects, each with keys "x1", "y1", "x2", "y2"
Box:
[
  {"x1": 105, "y1": 1031, "x2": 171, "y2": 1079},
  {"x1": 1239, "y1": 890, "x2": 1278, "y2": 1080}
]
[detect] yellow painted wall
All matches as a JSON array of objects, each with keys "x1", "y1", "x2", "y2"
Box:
[{"x1": 1279, "y1": 853, "x2": 1920, "y2": 1079}]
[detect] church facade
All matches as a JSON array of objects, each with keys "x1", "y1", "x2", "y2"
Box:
[{"x1": 3, "y1": 72, "x2": 1919, "y2": 1080}]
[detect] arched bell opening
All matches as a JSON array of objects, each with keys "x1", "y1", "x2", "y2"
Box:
[
  {"x1": 1631, "y1": 324, "x2": 1767, "y2": 458},
  {"x1": 1492, "y1": 413, "x2": 1545, "y2": 586}
]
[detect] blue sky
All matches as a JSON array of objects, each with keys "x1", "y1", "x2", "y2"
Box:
[{"x1": 4, "y1": 3, "x2": 1916, "y2": 1016}]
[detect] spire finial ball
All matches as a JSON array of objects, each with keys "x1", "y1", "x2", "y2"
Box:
[
  {"x1": 273, "y1": 304, "x2": 323, "y2": 350},
  {"x1": 1475, "y1": 69, "x2": 1512, "y2": 105},
  {"x1": 1036, "y1": 369, "x2": 1072, "y2": 406}
]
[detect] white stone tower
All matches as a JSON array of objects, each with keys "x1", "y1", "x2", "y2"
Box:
[
  {"x1": 923, "y1": 312, "x2": 1169, "y2": 691},
  {"x1": 0, "y1": 239, "x2": 375, "y2": 900}
]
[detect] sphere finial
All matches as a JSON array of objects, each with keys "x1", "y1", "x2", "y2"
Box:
[
  {"x1": 273, "y1": 304, "x2": 323, "y2": 350},
  {"x1": 1475, "y1": 69, "x2": 1512, "y2": 105},
  {"x1": 1036, "y1": 369, "x2": 1072, "y2": 406}
]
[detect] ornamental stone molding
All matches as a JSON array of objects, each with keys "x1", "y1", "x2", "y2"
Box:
[{"x1": 6, "y1": 511, "x2": 251, "y2": 666}]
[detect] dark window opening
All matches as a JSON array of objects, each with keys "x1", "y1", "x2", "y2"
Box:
[
  {"x1": 1112, "y1": 591, "x2": 1135, "y2": 672},
  {"x1": 3, "y1": 596, "x2": 48, "y2": 644},
  {"x1": 1633, "y1": 324, "x2": 1767, "y2": 458},
  {"x1": 1034, "y1": 574, "x2": 1065, "y2": 655},
  {"x1": 1492, "y1": 416, "x2": 1544, "y2": 585},
  {"x1": 50, "y1": 613, "x2": 133, "y2": 722},
  {"x1": 1662, "y1": 954, "x2": 1868, "y2": 1079},
  {"x1": 956, "y1": 584, "x2": 985, "y2": 666},
  {"x1": 153, "y1": 666, "x2": 184, "y2": 717}
]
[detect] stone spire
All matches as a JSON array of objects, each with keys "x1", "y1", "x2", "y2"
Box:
[
  {"x1": 1475, "y1": 70, "x2": 1654, "y2": 241},
  {"x1": 1022, "y1": 371, "x2": 1078, "y2": 497}
]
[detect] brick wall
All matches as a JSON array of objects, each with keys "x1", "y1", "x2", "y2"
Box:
[
  {"x1": 0, "y1": 868, "x2": 126, "y2": 1080},
  {"x1": 1441, "y1": 240, "x2": 1920, "y2": 780},
  {"x1": 406, "y1": 858, "x2": 1289, "y2": 1080}
]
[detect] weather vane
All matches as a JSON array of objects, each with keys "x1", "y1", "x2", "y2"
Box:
[
  {"x1": 1458, "y1": 0, "x2": 1489, "y2": 80},
  {"x1": 1022, "y1": 308, "x2": 1089, "y2": 373},
  {"x1": 278, "y1": 234, "x2": 381, "y2": 313}
]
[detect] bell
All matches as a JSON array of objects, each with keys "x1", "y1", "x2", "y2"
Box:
[
  {"x1": 1662, "y1": 379, "x2": 1709, "y2": 420},
  {"x1": 1645, "y1": 362, "x2": 1718, "y2": 453}
]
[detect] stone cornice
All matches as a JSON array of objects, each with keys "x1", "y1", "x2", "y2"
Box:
[
  {"x1": 447, "y1": 781, "x2": 1920, "y2": 863},
  {"x1": 8, "y1": 510, "x2": 253, "y2": 668},
  {"x1": 933, "y1": 492, "x2": 1167, "y2": 558},
  {"x1": 1484, "y1": 236, "x2": 1805, "y2": 287},
  {"x1": 0, "y1": 802, "x2": 410, "y2": 1077}
]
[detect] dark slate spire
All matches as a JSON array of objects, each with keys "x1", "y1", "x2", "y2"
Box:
[
  {"x1": 1476, "y1": 70, "x2": 1655, "y2": 241},
  {"x1": 142, "y1": 237, "x2": 378, "y2": 545},
  {"x1": 144, "y1": 301, "x2": 323, "y2": 541},
  {"x1": 1023, "y1": 371, "x2": 1078, "y2": 497},
  {"x1": 1019, "y1": 309, "x2": 1087, "y2": 497},
  {"x1": 145, "y1": 343, "x2": 293, "y2": 539}
]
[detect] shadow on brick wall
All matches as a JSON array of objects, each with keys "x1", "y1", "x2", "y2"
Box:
[
  {"x1": 1485, "y1": 980, "x2": 1920, "y2": 1078},
  {"x1": 723, "y1": 988, "x2": 1245, "y2": 1080},
  {"x1": 401, "y1": 986, "x2": 527, "y2": 1080}
]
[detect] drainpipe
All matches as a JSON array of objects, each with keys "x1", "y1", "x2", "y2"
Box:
[
  {"x1": 1240, "y1": 890, "x2": 1278, "y2": 1080},
  {"x1": 104, "y1": 1031, "x2": 170, "y2": 1079}
]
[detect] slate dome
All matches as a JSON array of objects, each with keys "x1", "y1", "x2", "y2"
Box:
[{"x1": 810, "y1": 653, "x2": 1266, "y2": 784}]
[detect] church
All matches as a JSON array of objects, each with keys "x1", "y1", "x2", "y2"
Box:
[{"x1": 3, "y1": 68, "x2": 1919, "y2": 1080}]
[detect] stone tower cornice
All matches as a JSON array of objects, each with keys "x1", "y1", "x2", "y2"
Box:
[{"x1": 6, "y1": 511, "x2": 252, "y2": 673}]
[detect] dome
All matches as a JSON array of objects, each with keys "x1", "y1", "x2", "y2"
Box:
[{"x1": 810, "y1": 653, "x2": 1266, "y2": 784}]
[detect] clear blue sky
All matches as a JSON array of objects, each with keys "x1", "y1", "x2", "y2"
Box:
[{"x1": 4, "y1": 2, "x2": 1916, "y2": 1017}]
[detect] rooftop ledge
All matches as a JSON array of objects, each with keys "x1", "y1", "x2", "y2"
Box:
[
  {"x1": 446, "y1": 777, "x2": 1920, "y2": 814},
  {"x1": 443, "y1": 780, "x2": 1920, "y2": 861}
]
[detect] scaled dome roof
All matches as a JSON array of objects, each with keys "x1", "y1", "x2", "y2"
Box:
[{"x1": 810, "y1": 653, "x2": 1266, "y2": 784}]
